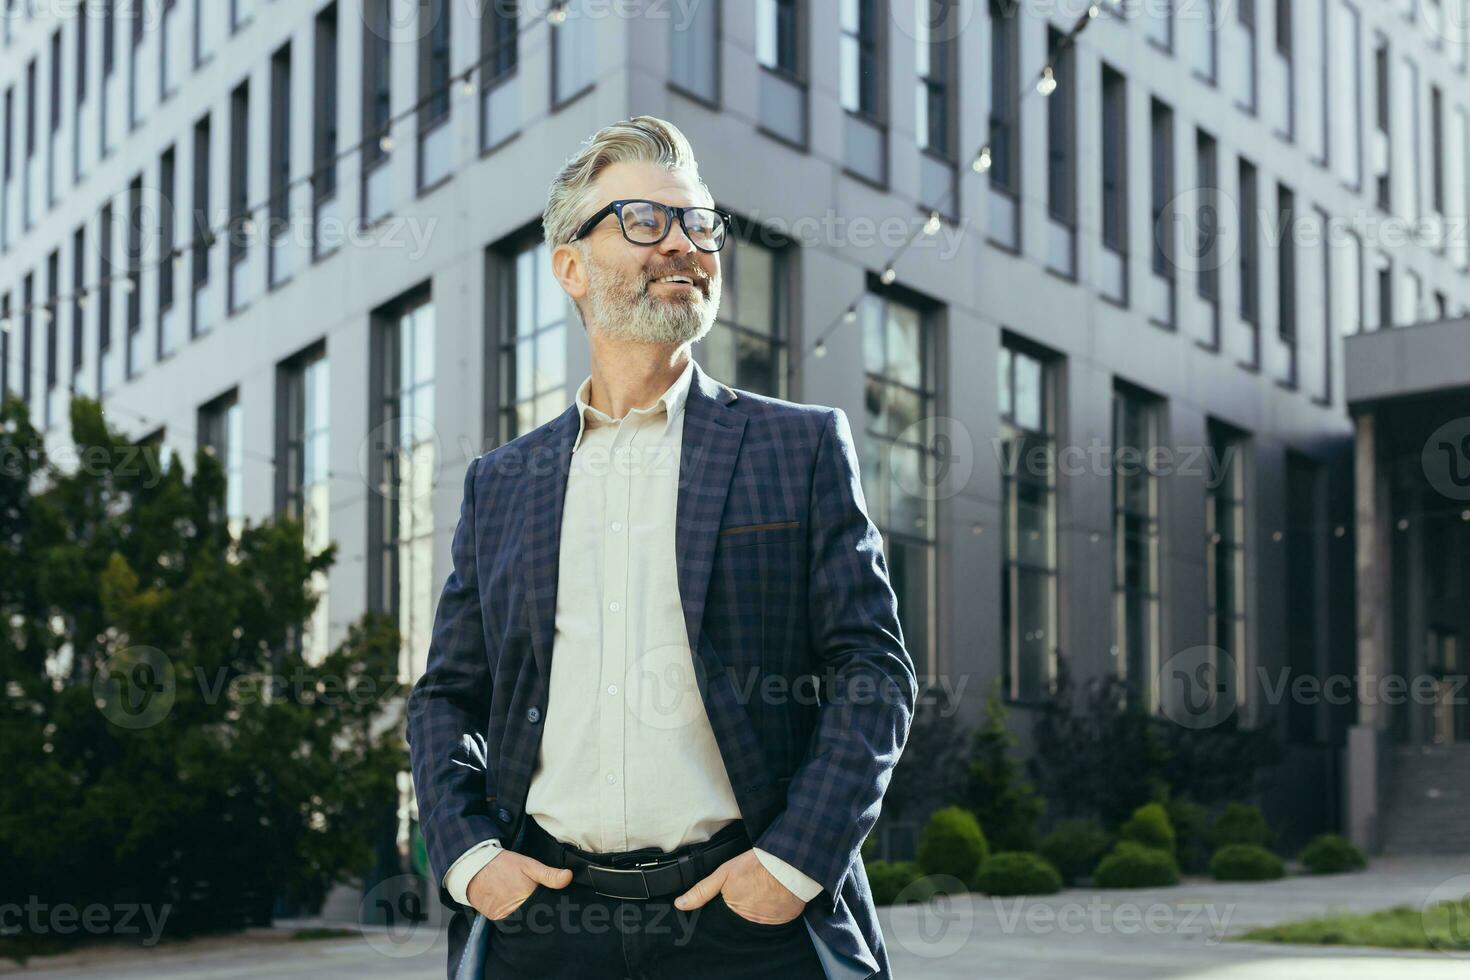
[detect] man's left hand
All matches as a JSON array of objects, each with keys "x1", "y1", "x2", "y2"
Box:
[{"x1": 673, "y1": 849, "x2": 806, "y2": 924}]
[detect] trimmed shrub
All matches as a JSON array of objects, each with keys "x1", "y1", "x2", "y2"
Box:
[
  {"x1": 1164, "y1": 796, "x2": 1211, "y2": 874},
  {"x1": 1209, "y1": 843, "x2": 1286, "y2": 881},
  {"x1": 1119, "y1": 802, "x2": 1176, "y2": 855},
  {"x1": 1093, "y1": 842, "x2": 1181, "y2": 888},
  {"x1": 866, "y1": 861, "x2": 926, "y2": 906},
  {"x1": 975, "y1": 852, "x2": 1064, "y2": 896},
  {"x1": 1039, "y1": 820, "x2": 1113, "y2": 886},
  {"x1": 1211, "y1": 803, "x2": 1272, "y2": 849},
  {"x1": 1298, "y1": 834, "x2": 1367, "y2": 874},
  {"x1": 916, "y1": 806, "x2": 989, "y2": 887}
]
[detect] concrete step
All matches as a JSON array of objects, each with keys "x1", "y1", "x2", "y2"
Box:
[{"x1": 1379, "y1": 745, "x2": 1470, "y2": 854}]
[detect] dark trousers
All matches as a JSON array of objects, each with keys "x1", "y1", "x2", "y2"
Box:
[{"x1": 486, "y1": 821, "x2": 827, "y2": 979}]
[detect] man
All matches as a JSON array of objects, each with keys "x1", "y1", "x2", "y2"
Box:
[{"x1": 407, "y1": 116, "x2": 915, "y2": 980}]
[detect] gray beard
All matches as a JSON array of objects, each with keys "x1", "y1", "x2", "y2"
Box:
[{"x1": 584, "y1": 260, "x2": 721, "y2": 346}]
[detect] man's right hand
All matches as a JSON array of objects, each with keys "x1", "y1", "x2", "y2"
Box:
[{"x1": 466, "y1": 850, "x2": 574, "y2": 921}]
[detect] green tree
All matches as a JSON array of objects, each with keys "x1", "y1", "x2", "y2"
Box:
[
  {"x1": 966, "y1": 682, "x2": 1045, "y2": 852},
  {"x1": 0, "y1": 396, "x2": 407, "y2": 943}
]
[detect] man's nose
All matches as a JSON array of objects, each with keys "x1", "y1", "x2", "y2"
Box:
[{"x1": 657, "y1": 219, "x2": 698, "y2": 256}]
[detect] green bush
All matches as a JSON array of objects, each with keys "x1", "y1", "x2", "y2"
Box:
[
  {"x1": 865, "y1": 860, "x2": 926, "y2": 906},
  {"x1": 1298, "y1": 834, "x2": 1367, "y2": 874},
  {"x1": 1209, "y1": 843, "x2": 1286, "y2": 881},
  {"x1": 1163, "y1": 795, "x2": 1211, "y2": 874},
  {"x1": 967, "y1": 683, "x2": 1046, "y2": 852},
  {"x1": 1119, "y1": 802, "x2": 1176, "y2": 855},
  {"x1": 975, "y1": 852, "x2": 1064, "y2": 896},
  {"x1": 1211, "y1": 803, "x2": 1273, "y2": 849},
  {"x1": 1038, "y1": 820, "x2": 1113, "y2": 885},
  {"x1": 917, "y1": 806, "x2": 989, "y2": 887},
  {"x1": 1093, "y1": 842, "x2": 1181, "y2": 888}
]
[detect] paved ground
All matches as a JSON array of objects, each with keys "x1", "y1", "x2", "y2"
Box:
[{"x1": 5, "y1": 856, "x2": 1470, "y2": 978}]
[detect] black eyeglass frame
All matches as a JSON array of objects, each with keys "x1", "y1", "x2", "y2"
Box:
[{"x1": 568, "y1": 198, "x2": 733, "y2": 253}]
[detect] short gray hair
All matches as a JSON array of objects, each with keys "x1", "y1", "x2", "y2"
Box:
[{"x1": 542, "y1": 116, "x2": 712, "y2": 249}]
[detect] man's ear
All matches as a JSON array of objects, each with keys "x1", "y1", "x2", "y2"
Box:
[{"x1": 550, "y1": 241, "x2": 589, "y2": 306}]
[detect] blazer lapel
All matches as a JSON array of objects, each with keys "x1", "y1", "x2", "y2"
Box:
[
  {"x1": 676, "y1": 363, "x2": 747, "y2": 656},
  {"x1": 522, "y1": 406, "x2": 578, "y2": 681}
]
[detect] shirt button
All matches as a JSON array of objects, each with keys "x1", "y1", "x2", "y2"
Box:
[
  {"x1": 526, "y1": 706, "x2": 541, "y2": 723},
  {"x1": 607, "y1": 684, "x2": 618, "y2": 695},
  {"x1": 496, "y1": 807, "x2": 512, "y2": 823},
  {"x1": 610, "y1": 520, "x2": 623, "y2": 532},
  {"x1": 605, "y1": 772, "x2": 616, "y2": 784},
  {"x1": 609, "y1": 600, "x2": 621, "y2": 613}
]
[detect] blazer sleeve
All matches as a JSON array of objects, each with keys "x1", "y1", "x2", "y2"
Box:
[
  {"x1": 406, "y1": 454, "x2": 506, "y2": 899},
  {"x1": 753, "y1": 408, "x2": 918, "y2": 904}
]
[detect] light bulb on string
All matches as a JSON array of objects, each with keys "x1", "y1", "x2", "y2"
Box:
[
  {"x1": 972, "y1": 145, "x2": 992, "y2": 173},
  {"x1": 461, "y1": 75, "x2": 477, "y2": 97},
  {"x1": 924, "y1": 210, "x2": 941, "y2": 235},
  {"x1": 843, "y1": 305, "x2": 858, "y2": 324},
  {"x1": 880, "y1": 266, "x2": 897, "y2": 285},
  {"x1": 548, "y1": 0, "x2": 568, "y2": 25},
  {"x1": 813, "y1": 339, "x2": 828, "y2": 358},
  {"x1": 379, "y1": 132, "x2": 396, "y2": 154},
  {"x1": 1037, "y1": 66, "x2": 1057, "y2": 97}
]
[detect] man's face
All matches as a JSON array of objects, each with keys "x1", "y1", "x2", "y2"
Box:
[{"x1": 560, "y1": 161, "x2": 723, "y2": 346}]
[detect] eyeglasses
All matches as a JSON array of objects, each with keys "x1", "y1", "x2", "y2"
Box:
[{"x1": 569, "y1": 199, "x2": 731, "y2": 253}]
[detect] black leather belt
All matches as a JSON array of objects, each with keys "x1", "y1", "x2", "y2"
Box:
[{"x1": 521, "y1": 817, "x2": 752, "y2": 900}]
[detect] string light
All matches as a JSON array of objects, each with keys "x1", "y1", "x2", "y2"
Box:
[
  {"x1": 1037, "y1": 66, "x2": 1057, "y2": 97},
  {"x1": 842, "y1": 305, "x2": 858, "y2": 324},
  {"x1": 813, "y1": 339, "x2": 828, "y2": 358},
  {"x1": 971, "y1": 145, "x2": 992, "y2": 173},
  {"x1": 879, "y1": 266, "x2": 897, "y2": 285},
  {"x1": 547, "y1": 0, "x2": 569, "y2": 25},
  {"x1": 923, "y1": 210, "x2": 942, "y2": 235}
]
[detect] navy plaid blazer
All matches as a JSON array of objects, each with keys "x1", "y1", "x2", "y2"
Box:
[{"x1": 407, "y1": 362, "x2": 917, "y2": 979}]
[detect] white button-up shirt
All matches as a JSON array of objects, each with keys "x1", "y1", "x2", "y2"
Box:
[{"x1": 444, "y1": 360, "x2": 821, "y2": 905}]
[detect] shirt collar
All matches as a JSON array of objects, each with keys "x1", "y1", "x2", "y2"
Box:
[{"x1": 571, "y1": 357, "x2": 697, "y2": 451}]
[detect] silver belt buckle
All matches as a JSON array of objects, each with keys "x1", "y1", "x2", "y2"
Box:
[{"x1": 586, "y1": 863, "x2": 654, "y2": 900}]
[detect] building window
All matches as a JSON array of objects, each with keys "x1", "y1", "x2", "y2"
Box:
[
  {"x1": 1333, "y1": 1, "x2": 1361, "y2": 189},
  {"x1": 228, "y1": 79, "x2": 250, "y2": 313},
  {"x1": 20, "y1": 273, "x2": 32, "y2": 409},
  {"x1": 45, "y1": 250, "x2": 58, "y2": 428},
  {"x1": 1113, "y1": 384, "x2": 1162, "y2": 713},
  {"x1": 860, "y1": 289, "x2": 936, "y2": 676},
  {"x1": 915, "y1": 0, "x2": 958, "y2": 218},
  {"x1": 1205, "y1": 420, "x2": 1248, "y2": 721},
  {"x1": 268, "y1": 43, "x2": 292, "y2": 288},
  {"x1": 1373, "y1": 251, "x2": 1392, "y2": 328},
  {"x1": 1402, "y1": 58, "x2": 1421, "y2": 222},
  {"x1": 1272, "y1": 0, "x2": 1292, "y2": 137},
  {"x1": 1431, "y1": 84, "x2": 1445, "y2": 220},
  {"x1": 1147, "y1": 0, "x2": 1172, "y2": 49},
  {"x1": 988, "y1": 0, "x2": 1018, "y2": 198},
  {"x1": 1234, "y1": 0, "x2": 1257, "y2": 113},
  {"x1": 74, "y1": 8, "x2": 87, "y2": 183},
  {"x1": 23, "y1": 59, "x2": 34, "y2": 230},
  {"x1": 161, "y1": 0, "x2": 179, "y2": 99},
  {"x1": 158, "y1": 146, "x2": 178, "y2": 359},
  {"x1": 0, "y1": 292, "x2": 9, "y2": 403},
  {"x1": 1100, "y1": 64, "x2": 1128, "y2": 304},
  {"x1": 1372, "y1": 35, "x2": 1389, "y2": 211},
  {"x1": 1196, "y1": 129, "x2": 1220, "y2": 345},
  {"x1": 98, "y1": 203, "x2": 114, "y2": 394},
  {"x1": 277, "y1": 345, "x2": 331, "y2": 662},
  {"x1": 1149, "y1": 98, "x2": 1175, "y2": 327},
  {"x1": 125, "y1": 174, "x2": 142, "y2": 379},
  {"x1": 999, "y1": 339, "x2": 1057, "y2": 703},
  {"x1": 369, "y1": 289, "x2": 436, "y2": 680},
  {"x1": 48, "y1": 29, "x2": 60, "y2": 208},
  {"x1": 2, "y1": 86, "x2": 11, "y2": 252},
  {"x1": 129, "y1": 0, "x2": 145, "y2": 129},
  {"x1": 756, "y1": 0, "x2": 805, "y2": 146},
  {"x1": 192, "y1": 113, "x2": 212, "y2": 336},
  {"x1": 479, "y1": 0, "x2": 519, "y2": 150},
  {"x1": 1193, "y1": 0, "x2": 1217, "y2": 82},
  {"x1": 1238, "y1": 158, "x2": 1260, "y2": 342},
  {"x1": 552, "y1": 0, "x2": 596, "y2": 106},
  {"x1": 498, "y1": 238, "x2": 568, "y2": 441},
  {"x1": 362, "y1": 0, "x2": 392, "y2": 223},
  {"x1": 231, "y1": 0, "x2": 254, "y2": 33},
  {"x1": 195, "y1": 0, "x2": 219, "y2": 66},
  {"x1": 199, "y1": 388, "x2": 244, "y2": 534},
  {"x1": 1045, "y1": 27, "x2": 1076, "y2": 278},
  {"x1": 100, "y1": 0, "x2": 114, "y2": 157},
  {"x1": 313, "y1": 2, "x2": 339, "y2": 258},
  {"x1": 671, "y1": 0, "x2": 718, "y2": 102},
  {"x1": 418, "y1": 0, "x2": 452, "y2": 190},
  {"x1": 1277, "y1": 182, "x2": 1296, "y2": 383},
  {"x1": 1337, "y1": 228, "x2": 1363, "y2": 336},
  {"x1": 71, "y1": 225, "x2": 85, "y2": 394},
  {"x1": 839, "y1": 0, "x2": 884, "y2": 183},
  {"x1": 697, "y1": 232, "x2": 788, "y2": 397}
]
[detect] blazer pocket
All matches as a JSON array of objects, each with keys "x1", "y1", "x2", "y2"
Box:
[{"x1": 718, "y1": 520, "x2": 801, "y2": 538}]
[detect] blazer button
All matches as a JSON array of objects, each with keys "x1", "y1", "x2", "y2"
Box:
[
  {"x1": 526, "y1": 706, "x2": 541, "y2": 723},
  {"x1": 496, "y1": 807, "x2": 512, "y2": 823}
]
